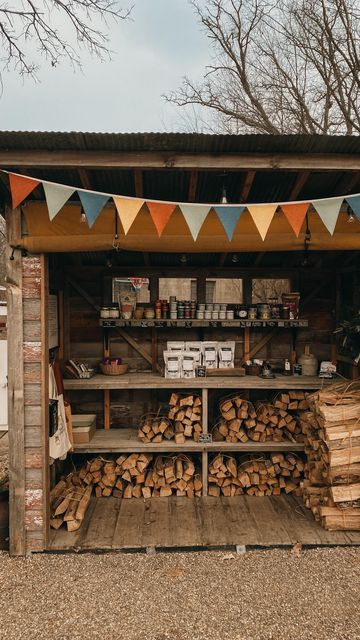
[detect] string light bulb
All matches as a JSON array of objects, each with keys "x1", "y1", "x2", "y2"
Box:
[
  {"x1": 347, "y1": 206, "x2": 355, "y2": 223},
  {"x1": 220, "y1": 185, "x2": 228, "y2": 204},
  {"x1": 80, "y1": 206, "x2": 86, "y2": 224}
]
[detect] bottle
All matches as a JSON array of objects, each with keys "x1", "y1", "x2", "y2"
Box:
[{"x1": 284, "y1": 358, "x2": 291, "y2": 376}]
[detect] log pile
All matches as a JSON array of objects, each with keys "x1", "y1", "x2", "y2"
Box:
[
  {"x1": 208, "y1": 452, "x2": 304, "y2": 497},
  {"x1": 51, "y1": 453, "x2": 202, "y2": 529},
  {"x1": 212, "y1": 394, "x2": 305, "y2": 443},
  {"x1": 300, "y1": 381, "x2": 360, "y2": 530},
  {"x1": 137, "y1": 393, "x2": 202, "y2": 443}
]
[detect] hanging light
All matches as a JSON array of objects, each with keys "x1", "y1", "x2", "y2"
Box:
[
  {"x1": 220, "y1": 185, "x2": 228, "y2": 204},
  {"x1": 219, "y1": 171, "x2": 228, "y2": 204},
  {"x1": 347, "y1": 205, "x2": 355, "y2": 223},
  {"x1": 231, "y1": 254, "x2": 239, "y2": 263},
  {"x1": 180, "y1": 254, "x2": 187, "y2": 264},
  {"x1": 80, "y1": 206, "x2": 86, "y2": 224}
]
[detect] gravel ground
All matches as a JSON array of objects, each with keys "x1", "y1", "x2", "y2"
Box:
[{"x1": 0, "y1": 547, "x2": 359, "y2": 640}]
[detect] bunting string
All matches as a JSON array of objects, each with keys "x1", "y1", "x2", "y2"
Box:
[{"x1": 3, "y1": 169, "x2": 360, "y2": 241}]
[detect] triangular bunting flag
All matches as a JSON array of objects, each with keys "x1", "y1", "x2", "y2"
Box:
[
  {"x1": 9, "y1": 173, "x2": 40, "y2": 209},
  {"x1": 312, "y1": 197, "x2": 343, "y2": 234},
  {"x1": 280, "y1": 202, "x2": 309, "y2": 237},
  {"x1": 78, "y1": 191, "x2": 109, "y2": 228},
  {"x1": 179, "y1": 204, "x2": 211, "y2": 241},
  {"x1": 146, "y1": 202, "x2": 176, "y2": 237},
  {"x1": 345, "y1": 195, "x2": 360, "y2": 220},
  {"x1": 43, "y1": 182, "x2": 75, "y2": 220},
  {"x1": 247, "y1": 204, "x2": 277, "y2": 240},
  {"x1": 113, "y1": 196, "x2": 144, "y2": 234},
  {"x1": 213, "y1": 205, "x2": 245, "y2": 241}
]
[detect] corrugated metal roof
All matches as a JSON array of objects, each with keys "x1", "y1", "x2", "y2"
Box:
[{"x1": 0, "y1": 130, "x2": 360, "y2": 154}]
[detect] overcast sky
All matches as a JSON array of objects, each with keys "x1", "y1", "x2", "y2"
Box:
[{"x1": 0, "y1": 0, "x2": 210, "y2": 133}]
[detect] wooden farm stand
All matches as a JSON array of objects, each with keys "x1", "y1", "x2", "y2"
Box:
[{"x1": 3, "y1": 131, "x2": 360, "y2": 555}]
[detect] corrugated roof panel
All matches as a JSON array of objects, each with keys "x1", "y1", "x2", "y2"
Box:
[{"x1": 1, "y1": 130, "x2": 360, "y2": 154}]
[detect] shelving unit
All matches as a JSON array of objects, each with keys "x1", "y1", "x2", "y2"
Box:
[
  {"x1": 65, "y1": 373, "x2": 332, "y2": 495},
  {"x1": 101, "y1": 318, "x2": 309, "y2": 329}
]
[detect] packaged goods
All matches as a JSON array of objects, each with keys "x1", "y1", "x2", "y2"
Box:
[
  {"x1": 218, "y1": 341, "x2": 235, "y2": 368},
  {"x1": 164, "y1": 351, "x2": 182, "y2": 378},
  {"x1": 181, "y1": 352, "x2": 197, "y2": 378},
  {"x1": 185, "y1": 342, "x2": 203, "y2": 365},
  {"x1": 201, "y1": 342, "x2": 218, "y2": 369}
]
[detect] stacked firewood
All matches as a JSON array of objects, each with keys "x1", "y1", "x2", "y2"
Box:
[
  {"x1": 137, "y1": 393, "x2": 202, "y2": 444},
  {"x1": 212, "y1": 394, "x2": 305, "y2": 443},
  {"x1": 50, "y1": 453, "x2": 202, "y2": 529},
  {"x1": 300, "y1": 381, "x2": 360, "y2": 530},
  {"x1": 208, "y1": 452, "x2": 304, "y2": 497}
]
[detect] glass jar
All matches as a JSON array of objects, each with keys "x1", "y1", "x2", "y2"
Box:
[
  {"x1": 258, "y1": 304, "x2": 271, "y2": 320},
  {"x1": 100, "y1": 307, "x2": 111, "y2": 319},
  {"x1": 248, "y1": 306, "x2": 258, "y2": 320},
  {"x1": 281, "y1": 306, "x2": 290, "y2": 320},
  {"x1": 109, "y1": 306, "x2": 119, "y2": 319},
  {"x1": 269, "y1": 298, "x2": 280, "y2": 319}
]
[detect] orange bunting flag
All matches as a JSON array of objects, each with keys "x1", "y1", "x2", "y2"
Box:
[
  {"x1": 113, "y1": 196, "x2": 144, "y2": 235},
  {"x1": 146, "y1": 202, "x2": 176, "y2": 237},
  {"x1": 281, "y1": 202, "x2": 309, "y2": 237},
  {"x1": 9, "y1": 173, "x2": 40, "y2": 209},
  {"x1": 247, "y1": 204, "x2": 277, "y2": 240}
]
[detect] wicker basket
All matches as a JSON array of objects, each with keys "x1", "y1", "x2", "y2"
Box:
[{"x1": 100, "y1": 363, "x2": 129, "y2": 376}]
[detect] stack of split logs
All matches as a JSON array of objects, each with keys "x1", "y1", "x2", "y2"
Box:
[
  {"x1": 50, "y1": 453, "x2": 202, "y2": 529},
  {"x1": 208, "y1": 452, "x2": 304, "y2": 497},
  {"x1": 213, "y1": 392, "x2": 307, "y2": 443},
  {"x1": 137, "y1": 393, "x2": 202, "y2": 444},
  {"x1": 300, "y1": 381, "x2": 360, "y2": 530}
]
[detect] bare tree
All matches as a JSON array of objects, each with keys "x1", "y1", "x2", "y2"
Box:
[
  {"x1": 0, "y1": 0, "x2": 132, "y2": 80},
  {"x1": 167, "y1": 0, "x2": 360, "y2": 134}
]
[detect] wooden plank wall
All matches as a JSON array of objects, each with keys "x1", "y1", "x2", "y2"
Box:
[{"x1": 22, "y1": 255, "x2": 48, "y2": 553}]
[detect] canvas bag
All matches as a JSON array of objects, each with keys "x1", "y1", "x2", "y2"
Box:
[{"x1": 49, "y1": 365, "x2": 72, "y2": 462}]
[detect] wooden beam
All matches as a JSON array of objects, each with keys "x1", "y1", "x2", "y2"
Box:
[
  {"x1": 6, "y1": 206, "x2": 25, "y2": 556},
  {"x1": 335, "y1": 171, "x2": 360, "y2": 195},
  {"x1": 188, "y1": 170, "x2": 198, "y2": 202},
  {"x1": 289, "y1": 171, "x2": 310, "y2": 200},
  {"x1": 254, "y1": 252, "x2": 265, "y2": 267},
  {"x1": 5, "y1": 151, "x2": 360, "y2": 170},
  {"x1": 40, "y1": 254, "x2": 50, "y2": 550},
  {"x1": 78, "y1": 169, "x2": 92, "y2": 190},
  {"x1": 240, "y1": 171, "x2": 256, "y2": 201},
  {"x1": 134, "y1": 169, "x2": 143, "y2": 197}
]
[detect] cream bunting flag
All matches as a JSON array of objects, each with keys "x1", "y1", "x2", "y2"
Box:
[
  {"x1": 113, "y1": 197, "x2": 144, "y2": 234},
  {"x1": 247, "y1": 204, "x2": 277, "y2": 240},
  {"x1": 43, "y1": 182, "x2": 75, "y2": 220},
  {"x1": 179, "y1": 204, "x2": 211, "y2": 240},
  {"x1": 312, "y1": 197, "x2": 343, "y2": 235}
]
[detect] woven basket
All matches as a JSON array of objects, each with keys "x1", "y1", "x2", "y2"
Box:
[{"x1": 100, "y1": 363, "x2": 129, "y2": 376}]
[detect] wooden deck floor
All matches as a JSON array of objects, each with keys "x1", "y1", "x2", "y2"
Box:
[{"x1": 49, "y1": 495, "x2": 360, "y2": 551}]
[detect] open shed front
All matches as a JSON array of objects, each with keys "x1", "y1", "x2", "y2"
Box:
[{"x1": 4, "y1": 132, "x2": 360, "y2": 555}]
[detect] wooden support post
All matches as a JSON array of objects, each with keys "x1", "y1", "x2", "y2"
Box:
[
  {"x1": 244, "y1": 327, "x2": 250, "y2": 362},
  {"x1": 197, "y1": 275, "x2": 206, "y2": 304},
  {"x1": 40, "y1": 254, "x2": 50, "y2": 549},
  {"x1": 104, "y1": 391, "x2": 110, "y2": 430},
  {"x1": 202, "y1": 450, "x2": 208, "y2": 497},
  {"x1": 202, "y1": 388, "x2": 208, "y2": 435},
  {"x1": 151, "y1": 328, "x2": 157, "y2": 373},
  {"x1": 58, "y1": 290, "x2": 64, "y2": 361},
  {"x1": 103, "y1": 329, "x2": 110, "y2": 429},
  {"x1": 6, "y1": 206, "x2": 25, "y2": 556}
]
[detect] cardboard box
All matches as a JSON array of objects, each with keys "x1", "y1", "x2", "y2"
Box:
[{"x1": 72, "y1": 414, "x2": 96, "y2": 444}]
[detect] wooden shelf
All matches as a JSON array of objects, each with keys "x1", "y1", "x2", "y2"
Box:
[
  {"x1": 101, "y1": 319, "x2": 308, "y2": 329},
  {"x1": 72, "y1": 428, "x2": 305, "y2": 454},
  {"x1": 64, "y1": 373, "x2": 332, "y2": 391}
]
